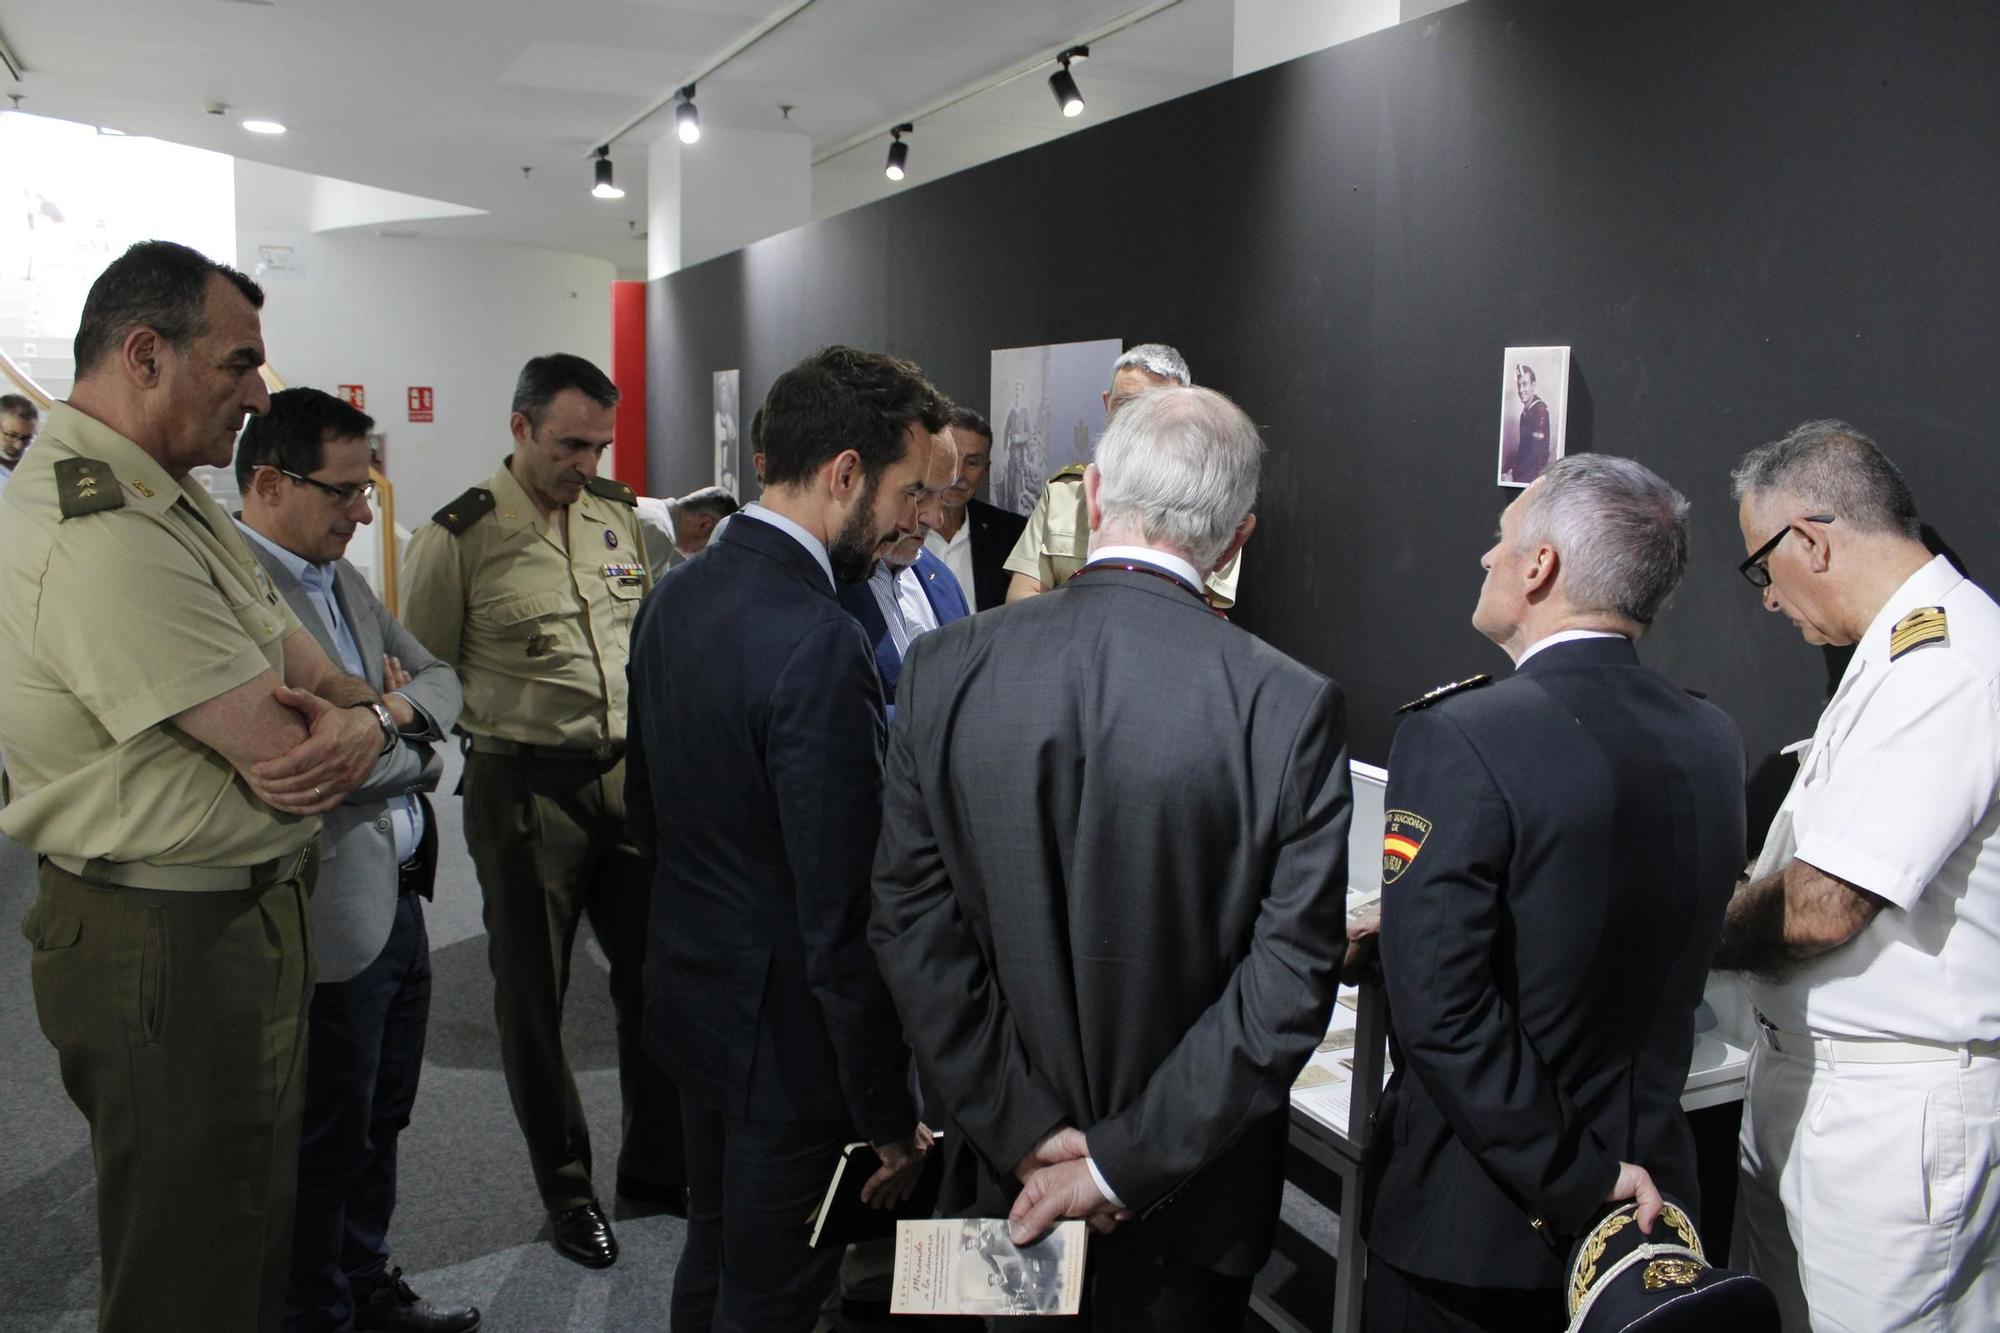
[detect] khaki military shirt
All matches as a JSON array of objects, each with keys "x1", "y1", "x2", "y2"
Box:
[
  {"x1": 0, "y1": 403, "x2": 315, "y2": 869},
  {"x1": 1000, "y1": 469, "x2": 1243, "y2": 610},
  {"x1": 400, "y1": 459, "x2": 648, "y2": 746}
]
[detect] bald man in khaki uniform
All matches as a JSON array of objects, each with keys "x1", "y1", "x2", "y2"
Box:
[
  {"x1": 0, "y1": 243, "x2": 394, "y2": 1332},
  {"x1": 400, "y1": 353, "x2": 681, "y2": 1270},
  {"x1": 1001, "y1": 344, "x2": 1242, "y2": 611}
]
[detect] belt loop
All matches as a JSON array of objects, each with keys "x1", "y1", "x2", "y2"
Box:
[
  {"x1": 1961, "y1": 1046, "x2": 1974, "y2": 1070},
  {"x1": 1816, "y1": 1037, "x2": 1838, "y2": 1072}
]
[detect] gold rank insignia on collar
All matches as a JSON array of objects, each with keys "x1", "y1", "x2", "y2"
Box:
[
  {"x1": 1395, "y1": 673, "x2": 1492, "y2": 714},
  {"x1": 54, "y1": 457, "x2": 126, "y2": 519},
  {"x1": 1889, "y1": 605, "x2": 1948, "y2": 661}
]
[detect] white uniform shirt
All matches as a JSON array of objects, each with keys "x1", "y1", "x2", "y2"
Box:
[
  {"x1": 1749, "y1": 555, "x2": 2000, "y2": 1044},
  {"x1": 925, "y1": 516, "x2": 977, "y2": 609}
]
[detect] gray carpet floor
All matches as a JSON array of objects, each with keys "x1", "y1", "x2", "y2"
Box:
[{"x1": 0, "y1": 748, "x2": 1340, "y2": 1331}]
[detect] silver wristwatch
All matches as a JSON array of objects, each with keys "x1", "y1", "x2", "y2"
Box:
[{"x1": 356, "y1": 700, "x2": 398, "y2": 754}]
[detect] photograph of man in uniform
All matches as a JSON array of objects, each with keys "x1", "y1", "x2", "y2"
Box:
[{"x1": 1498, "y1": 346, "x2": 1569, "y2": 487}]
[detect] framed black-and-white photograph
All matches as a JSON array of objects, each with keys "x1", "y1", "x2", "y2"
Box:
[
  {"x1": 1496, "y1": 346, "x2": 1570, "y2": 488},
  {"x1": 988, "y1": 339, "x2": 1121, "y2": 515},
  {"x1": 713, "y1": 368, "x2": 740, "y2": 495}
]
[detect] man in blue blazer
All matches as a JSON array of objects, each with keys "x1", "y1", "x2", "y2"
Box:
[
  {"x1": 627, "y1": 346, "x2": 946, "y2": 1332},
  {"x1": 839, "y1": 425, "x2": 968, "y2": 710},
  {"x1": 235, "y1": 389, "x2": 478, "y2": 1333}
]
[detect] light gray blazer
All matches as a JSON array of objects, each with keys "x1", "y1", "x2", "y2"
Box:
[{"x1": 248, "y1": 541, "x2": 463, "y2": 983}]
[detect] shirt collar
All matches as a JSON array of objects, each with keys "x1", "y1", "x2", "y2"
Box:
[
  {"x1": 741, "y1": 502, "x2": 836, "y2": 591},
  {"x1": 233, "y1": 516, "x2": 333, "y2": 590},
  {"x1": 1515, "y1": 628, "x2": 1627, "y2": 667},
  {"x1": 45, "y1": 401, "x2": 193, "y2": 514},
  {"x1": 1087, "y1": 544, "x2": 1206, "y2": 594}
]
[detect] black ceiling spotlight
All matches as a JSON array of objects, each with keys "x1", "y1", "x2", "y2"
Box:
[
  {"x1": 676, "y1": 84, "x2": 701, "y2": 144},
  {"x1": 884, "y1": 122, "x2": 913, "y2": 181},
  {"x1": 591, "y1": 145, "x2": 624, "y2": 199},
  {"x1": 1049, "y1": 45, "x2": 1088, "y2": 118}
]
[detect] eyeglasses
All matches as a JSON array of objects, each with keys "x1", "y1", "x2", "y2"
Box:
[
  {"x1": 0, "y1": 429, "x2": 32, "y2": 447},
  {"x1": 1738, "y1": 514, "x2": 1833, "y2": 588},
  {"x1": 276, "y1": 467, "x2": 376, "y2": 507}
]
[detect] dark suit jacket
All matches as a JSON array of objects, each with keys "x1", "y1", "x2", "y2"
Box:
[
  {"x1": 836, "y1": 546, "x2": 970, "y2": 707},
  {"x1": 244, "y1": 537, "x2": 461, "y2": 983},
  {"x1": 626, "y1": 513, "x2": 917, "y2": 1145},
  {"x1": 1368, "y1": 636, "x2": 1745, "y2": 1290},
  {"x1": 964, "y1": 496, "x2": 1028, "y2": 610},
  {"x1": 870, "y1": 565, "x2": 1353, "y2": 1277}
]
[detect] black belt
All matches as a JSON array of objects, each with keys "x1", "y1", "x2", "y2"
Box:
[{"x1": 467, "y1": 735, "x2": 624, "y2": 763}]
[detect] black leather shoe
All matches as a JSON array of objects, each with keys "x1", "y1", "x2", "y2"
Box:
[
  {"x1": 354, "y1": 1266, "x2": 481, "y2": 1332},
  {"x1": 550, "y1": 1201, "x2": 619, "y2": 1268},
  {"x1": 615, "y1": 1172, "x2": 689, "y2": 1215}
]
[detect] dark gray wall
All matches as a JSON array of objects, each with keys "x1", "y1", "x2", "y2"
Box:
[{"x1": 646, "y1": 0, "x2": 2000, "y2": 777}]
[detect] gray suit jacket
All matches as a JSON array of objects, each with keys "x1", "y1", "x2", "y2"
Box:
[
  {"x1": 870, "y1": 565, "x2": 1353, "y2": 1277},
  {"x1": 247, "y1": 538, "x2": 462, "y2": 982}
]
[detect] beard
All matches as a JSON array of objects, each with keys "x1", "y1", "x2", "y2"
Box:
[{"x1": 827, "y1": 467, "x2": 889, "y2": 586}]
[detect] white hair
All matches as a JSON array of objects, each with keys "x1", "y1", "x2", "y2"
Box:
[
  {"x1": 1112, "y1": 343, "x2": 1190, "y2": 388},
  {"x1": 1094, "y1": 385, "x2": 1261, "y2": 570},
  {"x1": 1514, "y1": 454, "x2": 1690, "y2": 626}
]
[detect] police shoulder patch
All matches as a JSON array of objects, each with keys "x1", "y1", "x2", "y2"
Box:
[
  {"x1": 1395, "y1": 674, "x2": 1493, "y2": 715},
  {"x1": 586, "y1": 475, "x2": 639, "y2": 506},
  {"x1": 432, "y1": 487, "x2": 495, "y2": 535},
  {"x1": 55, "y1": 458, "x2": 126, "y2": 519},
  {"x1": 1382, "y1": 810, "x2": 1432, "y2": 885},
  {"x1": 1047, "y1": 462, "x2": 1087, "y2": 483},
  {"x1": 1889, "y1": 605, "x2": 1948, "y2": 661}
]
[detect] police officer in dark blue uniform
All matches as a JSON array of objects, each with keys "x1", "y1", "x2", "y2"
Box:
[{"x1": 1362, "y1": 455, "x2": 1748, "y2": 1332}]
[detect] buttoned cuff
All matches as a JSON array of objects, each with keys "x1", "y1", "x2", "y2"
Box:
[{"x1": 1085, "y1": 1156, "x2": 1125, "y2": 1210}]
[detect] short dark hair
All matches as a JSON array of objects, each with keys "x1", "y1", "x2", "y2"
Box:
[
  {"x1": 0, "y1": 394, "x2": 39, "y2": 423},
  {"x1": 512, "y1": 353, "x2": 618, "y2": 428},
  {"x1": 678, "y1": 485, "x2": 741, "y2": 519},
  {"x1": 757, "y1": 346, "x2": 949, "y2": 490},
  {"x1": 73, "y1": 241, "x2": 264, "y2": 379},
  {"x1": 947, "y1": 405, "x2": 992, "y2": 443},
  {"x1": 235, "y1": 387, "x2": 375, "y2": 492}
]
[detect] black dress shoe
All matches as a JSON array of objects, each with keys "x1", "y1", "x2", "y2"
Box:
[
  {"x1": 354, "y1": 1266, "x2": 481, "y2": 1332},
  {"x1": 550, "y1": 1201, "x2": 619, "y2": 1268},
  {"x1": 615, "y1": 1172, "x2": 689, "y2": 1215}
]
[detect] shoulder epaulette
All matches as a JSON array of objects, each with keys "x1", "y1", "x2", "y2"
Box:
[
  {"x1": 432, "y1": 487, "x2": 495, "y2": 535},
  {"x1": 55, "y1": 458, "x2": 126, "y2": 520},
  {"x1": 1047, "y1": 462, "x2": 1087, "y2": 484},
  {"x1": 1395, "y1": 674, "x2": 1494, "y2": 715},
  {"x1": 1889, "y1": 605, "x2": 1948, "y2": 661},
  {"x1": 586, "y1": 476, "x2": 639, "y2": 506}
]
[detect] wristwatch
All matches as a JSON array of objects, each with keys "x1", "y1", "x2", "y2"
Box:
[{"x1": 355, "y1": 700, "x2": 398, "y2": 755}]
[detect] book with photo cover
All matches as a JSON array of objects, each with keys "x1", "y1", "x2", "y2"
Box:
[
  {"x1": 807, "y1": 1138, "x2": 947, "y2": 1249},
  {"x1": 891, "y1": 1219, "x2": 1087, "y2": 1316}
]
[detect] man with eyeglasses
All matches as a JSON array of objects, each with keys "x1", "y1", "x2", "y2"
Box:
[
  {"x1": 0, "y1": 392, "x2": 39, "y2": 492},
  {"x1": 1717, "y1": 420, "x2": 2000, "y2": 1332},
  {"x1": 235, "y1": 388, "x2": 476, "y2": 1333},
  {"x1": 400, "y1": 354, "x2": 682, "y2": 1270}
]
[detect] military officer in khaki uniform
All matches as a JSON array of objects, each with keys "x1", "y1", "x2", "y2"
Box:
[
  {"x1": 1001, "y1": 343, "x2": 1243, "y2": 610},
  {"x1": 400, "y1": 353, "x2": 681, "y2": 1270},
  {"x1": 0, "y1": 241, "x2": 395, "y2": 1332}
]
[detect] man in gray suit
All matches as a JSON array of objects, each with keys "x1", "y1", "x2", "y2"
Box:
[
  {"x1": 236, "y1": 388, "x2": 478, "y2": 1333},
  {"x1": 871, "y1": 385, "x2": 1352, "y2": 1331}
]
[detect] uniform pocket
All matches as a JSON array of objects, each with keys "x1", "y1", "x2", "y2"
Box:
[
  {"x1": 21, "y1": 902, "x2": 80, "y2": 949},
  {"x1": 137, "y1": 905, "x2": 167, "y2": 1045}
]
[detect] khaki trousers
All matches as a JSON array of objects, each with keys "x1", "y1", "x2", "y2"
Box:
[{"x1": 22, "y1": 851, "x2": 317, "y2": 1333}]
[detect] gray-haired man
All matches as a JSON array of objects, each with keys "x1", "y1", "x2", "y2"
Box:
[
  {"x1": 1000, "y1": 344, "x2": 1244, "y2": 610},
  {"x1": 1719, "y1": 420, "x2": 2000, "y2": 1332},
  {"x1": 874, "y1": 385, "x2": 1351, "y2": 1330},
  {"x1": 1363, "y1": 455, "x2": 1747, "y2": 1331}
]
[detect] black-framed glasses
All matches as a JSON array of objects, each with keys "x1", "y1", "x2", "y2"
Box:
[
  {"x1": 1738, "y1": 514, "x2": 1833, "y2": 588},
  {"x1": 276, "y1": 467, "x2": 376, "y2": 507},
  {"x1": 1, "y1": 428, "x2": 32, "y2": 447}
]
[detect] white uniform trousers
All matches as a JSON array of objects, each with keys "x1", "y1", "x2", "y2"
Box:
[{"x1": 1734, "y1": 1031, "x2": 2000, "y2": 1331}]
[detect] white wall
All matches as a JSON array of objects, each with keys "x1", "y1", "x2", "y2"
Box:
[
  {"x1": 1232, "y1": 0, "x2": 1465, "y2": 77},
  {"x1": 238, "y1": 228, "x2": 614, "y2": 531}
]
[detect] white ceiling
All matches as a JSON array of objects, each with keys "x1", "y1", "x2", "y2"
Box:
[{"x1": 2, "y1": 0, "x2": 1243, "y2": 277}]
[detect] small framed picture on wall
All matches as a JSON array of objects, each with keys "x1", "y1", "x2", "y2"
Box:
[{"x1": 1497, "y1": 346, "x2": 1569, "y2": 488}]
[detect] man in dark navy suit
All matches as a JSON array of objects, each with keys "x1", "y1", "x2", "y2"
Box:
[
  {"x1": 1363, "y1": 455, "x2": 1747, "y2": 1332},
  {"x1": 841, "y1": 423, "x2": 969, "y2": 711},
  {"x1": 626, "y1": 346, "x2": 946, "y2": 1332}
]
